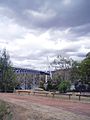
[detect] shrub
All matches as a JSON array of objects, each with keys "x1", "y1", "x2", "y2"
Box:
[
  {"x1": 58, "y1": 80, "x2": 70, "y2": 93},
  {"x1": 39, "y1": 81, "x2": 44, "y2": 89}
]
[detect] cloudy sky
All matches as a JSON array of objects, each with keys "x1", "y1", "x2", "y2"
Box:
[{"x1": 0, "y1": 0, "x2": 90, "y2": 70}]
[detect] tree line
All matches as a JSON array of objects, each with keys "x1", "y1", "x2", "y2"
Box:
[
  {"x1": 46, "y1": 52, "x2": 90, "y2": 92},
  {"x1": 0, "y1": 49, "x2": 90, "y2": 92}
]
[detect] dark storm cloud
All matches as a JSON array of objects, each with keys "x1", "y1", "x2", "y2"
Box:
[
  {"x1": 0, "y1": 0, "x2": 90, "y2": 30},
  {"x1": 70, "y1": 23, "x2": 90, "y2": 38},
  {"x1": 0, "y1": 0, "x2": 90, "y2": 65}
]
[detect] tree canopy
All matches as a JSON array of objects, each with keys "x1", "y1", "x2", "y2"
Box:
[
  {"x1": 69, "y1": 52, "x2": 90, "y2": 84},
  {"x1": 49, "y1": 53, "x2": 90, "y2": 92},
  {"x1": 0, "y1": 49, "x2": 18, "y2": 92},
  {"x1": 79, "y1": 52, "x2": 90, "y2": 83}
]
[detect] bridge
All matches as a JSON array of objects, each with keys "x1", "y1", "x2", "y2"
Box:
[
  {"x1": 13, "y1": 67, "x2": 50, "y2": 75},
  {"x1": 13, "y1": 67, "x2": 50, "y2": 89}
]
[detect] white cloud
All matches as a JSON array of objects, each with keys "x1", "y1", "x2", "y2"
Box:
[
  {"x1": 0, "y1": 16, "x2": 27, "y2": 41},
  {"x1": 0, "y1": 3, "x2": 90, "y2": 71}
]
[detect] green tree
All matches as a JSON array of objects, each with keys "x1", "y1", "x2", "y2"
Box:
[
  {"x1": 70, "y1": 61, "x2": 81, "y2": 83},
  {"x1": 0, "y1": 49, "x2": 18, "y2": 92},
  {"x1": 70, "y1": 52, "x2": 90, "y2": 84},
  {"x1": 58, "y1": 80, "x2": 70, "y2": 93},
  {"x1": 47, "y1": 80, "x2": 53, "y2": 90},
  {"x1": 52, "y1": 73, "x2": 62, "y2": 90},
  {"x1": 39, "y1": 80, "x2": 44, "y2": 89},
  {"x1": 79, "y1": 52, "x2": 90, "y2": 84}
]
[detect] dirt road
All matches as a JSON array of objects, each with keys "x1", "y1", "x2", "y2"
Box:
[{"x1": 0, "y1": 93, "x2": 90, "y2": 120}]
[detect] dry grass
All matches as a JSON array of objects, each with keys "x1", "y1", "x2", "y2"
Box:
[{"x1": 0, "y1": 100, "x2": 13, "y2": 120}]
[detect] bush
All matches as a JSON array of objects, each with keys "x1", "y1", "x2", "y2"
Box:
[
  {"x1": 58, "y1": 80, "x2": 70, "y2": 93},
  {"x1": 39, "y1": 81, "x2": 44, "y2": 89},
  {"x1": 0, "y1": 101, "x2": 13, "y2": 120},
  {"x1": 47, "y1": 81, "x2": 53, "y2": 91}
]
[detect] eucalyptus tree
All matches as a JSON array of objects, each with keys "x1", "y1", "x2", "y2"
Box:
[
  {"x1": 51, "y1": 55, "x2": 73, "y2": 80},
  {"x1": 0, "y1": 49, "x2": 18, "y2": 92},
  {"x1": 51, "y1": 55, "x2": 72, "y2": 70},
  {"x1": 79, "y1": 52, "x2": 90, "y2": 84},
  {"x1": 70, "y1": 61, "x2": 80, "y2": 83}
]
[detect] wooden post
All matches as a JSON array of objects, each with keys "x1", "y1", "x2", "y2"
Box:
[
  {"x1": 69, "y1": 94, "x2": 71, "y2": 100},
  {"x1": 79, "y1": 95, "x2": 81, "y2": 101}
]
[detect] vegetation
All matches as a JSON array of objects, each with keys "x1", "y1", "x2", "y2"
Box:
[
  {"x1": 58, "y1": 80, "x2": 70, "y2": 93},
  {"x1": 39, "y1": 80, "x2": 45, "y2": 89},
  {"x1": 79, "y1": 52, "x2": 90, "y2": 83},
  {"x1": 71, "y1": 52, "x2": 90, "y2": 84},
  {"x1": 0, "y1": 100, "x2": 13, "y2": 120},
  {"x1": 70, "y1": 61, "x2": 80, "y2": 83},
  {"x1": 48, "y1": 52, "x2": 90, "y2": 92},
  {"x1": 47, "y1": 80, "x2": 53, "y2": 90},
  {"x1": 0, "y1": 48, "x2": 89, "y2": 92},
  {"x1": 0, "y1": 49, "x2": 18, "y2": 92}
]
